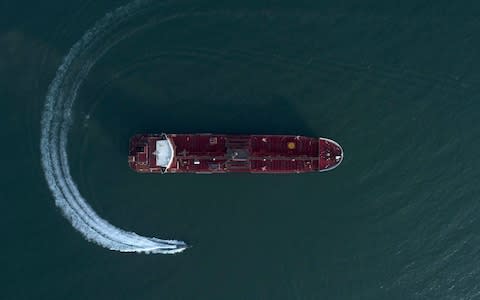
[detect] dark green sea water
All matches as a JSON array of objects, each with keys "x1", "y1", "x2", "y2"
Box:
[{"x1": 3, "y1": 1, "x2": 480, "y2": 299}]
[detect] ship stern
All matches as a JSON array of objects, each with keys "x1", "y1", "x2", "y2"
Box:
[{"x1": 128, "y1": 134, "x2": 148, "y2": 172}]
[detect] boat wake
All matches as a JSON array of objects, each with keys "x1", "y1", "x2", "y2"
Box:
[{"x1": 40, "y1": 0, "x2": 187, "y2": 254}]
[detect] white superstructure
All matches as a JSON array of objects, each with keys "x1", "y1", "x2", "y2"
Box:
[{"x1": 154, "y1": 139, "x2": 174, "y2": 168}]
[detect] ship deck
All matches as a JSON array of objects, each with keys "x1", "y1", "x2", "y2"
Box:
[{"x1": 128, "y1": 134, "x2": 343, "y2": 174}]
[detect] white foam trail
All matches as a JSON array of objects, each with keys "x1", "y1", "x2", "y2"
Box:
[{"x1": 40, "y1": 0, "x2": 187, "y2": 254}]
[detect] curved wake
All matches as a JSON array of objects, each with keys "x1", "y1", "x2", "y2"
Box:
[{"x1": 40, "y1": 0, "x2": 187, "y2": 254}]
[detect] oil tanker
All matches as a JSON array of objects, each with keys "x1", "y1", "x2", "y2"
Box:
[{"x1": 128, "y1": 134, "x2": 343, "y2": 174}]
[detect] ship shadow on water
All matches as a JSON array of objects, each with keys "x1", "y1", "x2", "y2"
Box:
[{"x1": 115, "y1": 94, "x2": 319, "y2": 144}]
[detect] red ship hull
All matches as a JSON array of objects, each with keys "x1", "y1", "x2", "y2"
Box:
[{"x1": 128, "y1": 134, "x2": 343, "y2": 174}]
